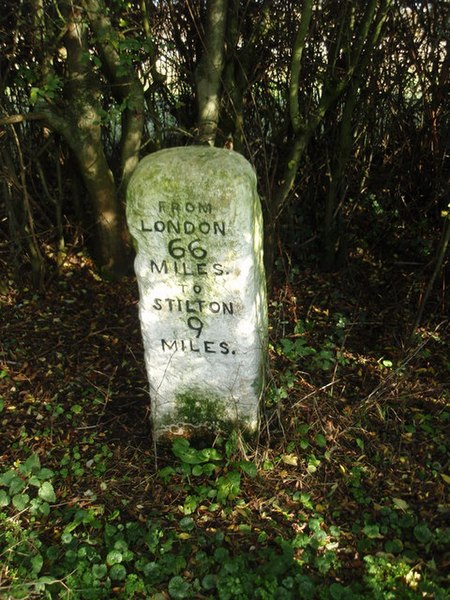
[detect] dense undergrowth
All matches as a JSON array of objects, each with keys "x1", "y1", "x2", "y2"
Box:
[{"x1": 0, "y1": 250, "x2": 448, "y2": 599}]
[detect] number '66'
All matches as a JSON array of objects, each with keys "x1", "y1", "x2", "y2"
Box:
[{"x1": 168, "y1": 238, "x2": 208, "y2": 260}]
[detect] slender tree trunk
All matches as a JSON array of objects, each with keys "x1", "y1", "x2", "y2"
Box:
[
  {"x1": 9, "y1": 124, "x2": 46, "y2": 287},
  {"x1": 195, "y1": 0, "x2": 227, "y2": 145},
  {"x1": 322, "y1": 84, "x2": 357, "y2": 272},
  {"x1": 413, "y1": 217, "x2": 450, "y2": 334},
  {"x1": 39, "y1": 0, "x2": 131, "y2": 277},
  {"x1": 321, "y1": 0, "x2": 392, "y2": 271},
  {"x1": 70, "y1": 133, "x2": 129, "y2": 275},
  {"x1": 82, "y1": 0, "x2": 144, "y2": 192},
  {"x1": 266, "y1": 0, "x2": 392, "y2": 279}
]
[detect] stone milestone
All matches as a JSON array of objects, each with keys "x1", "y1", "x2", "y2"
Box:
[{"x1": 126, "y1": 146, "x2": 267, "y2": 439}]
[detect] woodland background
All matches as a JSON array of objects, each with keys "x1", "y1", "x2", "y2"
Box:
[{"x1": 0, "y1": 1, "x2": 449, "y2": 599}]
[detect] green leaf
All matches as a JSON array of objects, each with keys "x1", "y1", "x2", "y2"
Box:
[
  {"x1": 92, "y1": 564, "x2": 108, "y2": 580},
  {"x1": 199, "y1": 448, "x2": 222, "y2": 462},
  {"x1": 12, "y1": 493, "x2": 30, "y2": 511},
  {"x1": 106, "y1": 549, "x2": 123, "y2": 565},
  {"x1": 183, "y1": 495, "x2": 199, "y2": 515},
  {"x1": 31, "y1": 554, "x2": 44, "y2": 574},
  {"x1": 201, "y1": 463, "x2": 216, "y2": 476},
  {"x1": 307, "y1": 462, "x2": 317, "y2": 474},
  {"x1": 384, "y1": 538, "x2": 404, "y2": 554},
  {"x1": 315, "y1": 434, "x2": 327, "y2": 448},
  {"x1": 109, "y1": 563, "x2": 127, "y2": 581},
  {"x1": 202, "y1": 574, "x2": 217, "y2": 590},
  {"x1": 61, "y1": 532, "x2": 73, "y2": 544},
  {"x1": 238, "y1": 461, "x2": 257, "y2": 478},
  {"x1": 38, "y1": 481, "x2": 56, "y2": 503},
  {"x1": 329, "y1": 583, "x2": 348, "y2": 599},
  {"x1": 37, "y1": 468, "x2": 54, "y2": 480},
  {"x1": 168, "y1": 575, "x2": 191, "y2": 599},
  {"x1": 216, "y1": 471, "x2": 241, "y2": 503},
  {"x1": 38, "y1": 576, "x2": 56, "y2": 584},
  {"x1": 9, "y1": 476, "x2": 25, "y2": 495},
  {"x1": 24, "y1": 453, "x2": 41, "y2": 474},
  {"x1": 392, "y1": 497, "x2": 409, "y2": 511},
  {"x1": 39, "y1": 501, "x2": 50, "y2": 516},
  {"x1": 158, "y1": 466, "x2": 175, "y2": 483},
  {"x1": 0, "y1": 489, "x2": 10, "y2": 507},
  {"x1": 172, "y1": 439, "x2": 218, "y2": 465},
  {"x1": 30, "y1": 87, "x2": 41, "y2": 105},
  {"x1": 363, "y1": 524, "x2": 383, "y2": 539},
  {"x1": 179, "y1": 516, "x2": 194, "y2": 531},
  {"x1": 296, "y1": 492, "x2": 314, "y2": 510},
  {"x1": 0, "y1": 470, "x2": 16, "y2": 486},
  {"x1": 414, "y1": 523, "x2": 433, "y2": 544},
  {"x1": 114, "y1": 539, "x2": 128, "y2": 552}
]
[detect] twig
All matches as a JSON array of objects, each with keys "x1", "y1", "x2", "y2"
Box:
[{"x1": 292, "y1": 378, "x2": 342, "y2": 409}]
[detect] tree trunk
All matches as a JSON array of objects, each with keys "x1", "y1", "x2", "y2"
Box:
[
  {"x1": 321, "y1": 0, "x2": 392, "y2": 271},
  {"x1": 321, "y1": 84, "x2": 356, "y2": 272},
  {"x1": 38, "y1": 0, "x2": 131, "y2": 277},
  {"x1": 70, "y1": 134, "x2": 130, "y2": 276},
  {"x1": 267, "y1": 0, "x2": 393, "y2": 278},
  {"x1": 82, "y1": 0, "x2": 144, "y2": 192},
  {"x1": 195, "y1": 0, "x2": 227, "y2": 145}
]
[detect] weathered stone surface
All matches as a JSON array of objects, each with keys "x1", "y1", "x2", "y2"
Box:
[{"x1": 126, "y1": 146, "x2": 267, "y2": 439}]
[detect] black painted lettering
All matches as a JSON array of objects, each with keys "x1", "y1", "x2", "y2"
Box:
[
  {"x1": 152, "y1": 298, "x2": 162, "y2": 310},
  {"x1": 204, "y1": 341, "x2": 216, "y2": 353},
  {"x1": 154, "y1": 221, "x2": 165, "y2": 232},
  {"x1": 167, "y1": 220, "x2": 180, "y2": 234},
  {"x1": 199, "y1": 222, "x2": 211, "y2": 234},
  {"x1": 158, "y1": 202, "x2": 166, "y2": 213},
  {"x1": 161, "y1": 339, "x2": 177, "y2": 351},
  {"x1": 174, "y1": 262, "x2": 193, "y2": 275},
  {"x1": 213, "y1": 263, "x2": 224, "y2": 275},
  {"x1": 186, "y1": 300, "x2": 196, "y2": 313},
  {"x1": 186, "y1": 202, "x2": 195, "y2": 212},
  {"x1": 198, "y1": 202, "x2": 212, "y2": 214},
  {"x1": 223, "y1": 302, "x2": 234, "y2": 315},
  {"x1": 171, "y1": 202, "x2": 180, "y2": 213},
  {"x1": 184, "y1": 221, "x2": 195, "y2": 234},
  {"x1": 210, "y1": 302, "x2": 220, "y2": 313},
  {"x1": 197, "y1": 263, "x2": 207, "y2": 275},
  {"x1": 141, "y1": 220, "x2": 152, "y2": 232},
  {"x1": 214, "y1": 222, "x2": 226, "y2": 236},
  {"x1": 150, "y1": 260, "x2": 168, "y2": 274},
  {"x1": 219, "y1": 341, "x2": 230, "y2": 355},
  {"x1": 189, "y1": 339, "x2": 200, "y2": 352}
]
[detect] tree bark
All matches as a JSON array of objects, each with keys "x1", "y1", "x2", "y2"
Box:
[
  {"x1": 195, "y1": 0, "x2": 227, "y2": 145},
  {"x1": 41, "y1": 0, "x2": 131, "y2": 277},
  {"x1": 321, "y1": 0, "x2": 392, "y2": 271},
  {"x1": 267, "y1": 0, "x2": 393, "y2": 278},
  {"x1": 82, "y1": 0, "x2": 144, "y2": 192}
]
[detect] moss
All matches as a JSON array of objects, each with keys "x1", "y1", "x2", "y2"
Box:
[
  {"x1": 155, "y1": 389, "x2": 259, "y2": 442},
  {"x1": 165, "y1": 389, "x2": 226, "y2": 427}
]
